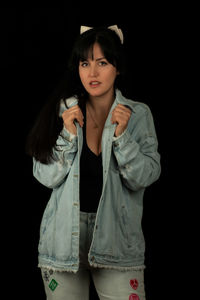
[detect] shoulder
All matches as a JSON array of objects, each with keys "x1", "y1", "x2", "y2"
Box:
[
  {"x1": 117, "y1": 90, "x2": 152, "y2": 116},
  {"x1": 117, "y1": 91, "x2": 157, "y2": 136}
]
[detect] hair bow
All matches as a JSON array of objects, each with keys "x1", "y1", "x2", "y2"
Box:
[{"x1": 80, "y1": 25, "x2": 124, "y2": 44}]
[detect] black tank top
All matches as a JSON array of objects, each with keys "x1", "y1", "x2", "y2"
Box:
[{"x1": 79, "y1": 104, "x2": 103, "y2": 213}]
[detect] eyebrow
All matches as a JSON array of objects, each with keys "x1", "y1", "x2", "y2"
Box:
[
  {"x1": 95, "y1": 57, "x2": 106, "y2": 61},
  {"x1": 81, "y1": 57, "x2": 106, "y2": 62}
]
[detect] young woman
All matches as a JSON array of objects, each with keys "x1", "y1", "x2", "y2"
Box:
[{"x1": 26, "y1": 25, "x2": 161, "y2": 300}]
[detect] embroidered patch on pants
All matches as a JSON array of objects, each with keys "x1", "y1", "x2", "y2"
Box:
[
  {"x1": 130, "y1": 279, "x2": 139, "y2": 290},
  {"x1": 43, "y1": 271, "x2": 50, "y2": 282},
  {"x1": 129, "y1": 294, "x2": 140, "y2": 300},
  {"x1": 43, "y1": 269, "x2": 54, "y2": 282},
  {"x1": 49, "y1": 279, "x2": 58, "y2": 291}
]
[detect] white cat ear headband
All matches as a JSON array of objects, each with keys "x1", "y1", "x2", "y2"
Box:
[{"x1": 80, "y1": 25, "x2": 124, "y2": 44}]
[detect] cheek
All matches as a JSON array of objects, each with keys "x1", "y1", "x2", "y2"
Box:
[
  {"x1": 105, "y1": 69, "x2": 117, "y2": 84},
  {"x1": 79, "y1": 67, "x2": 83, "y2": 81},
  {"x1": 79, "y1": 69, "x2": 87, "y2": 85}
]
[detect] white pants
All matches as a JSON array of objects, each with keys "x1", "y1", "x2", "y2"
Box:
[{"x1": 41, "y1": 212, "x2": 146, "y2": 300}]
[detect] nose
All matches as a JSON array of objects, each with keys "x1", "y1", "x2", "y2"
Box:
[{"x1": 89, "y1": 63, "x2": 98, "y2": 77}]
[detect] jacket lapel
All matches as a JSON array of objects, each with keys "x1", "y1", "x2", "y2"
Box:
[{"x1": 101, "y1": 100, "x2": 117, "y2": 187}]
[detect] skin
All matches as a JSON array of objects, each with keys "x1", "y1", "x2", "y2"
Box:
[{"x1": 62, "y1": 42, "x2": 131, "y2": 155}]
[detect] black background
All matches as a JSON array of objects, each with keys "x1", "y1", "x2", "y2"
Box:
[{"x1": 1, "y1": 3, "x2": 187, "y2": 300}]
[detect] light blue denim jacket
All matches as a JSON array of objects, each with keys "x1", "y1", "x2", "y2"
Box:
[{"x1": 33, "y1": 89, "x2": 161, "y2": 273}]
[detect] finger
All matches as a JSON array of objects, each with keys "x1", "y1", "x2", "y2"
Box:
[
  {"x1": 112, "y1": 112, "x2": 130, "y2": 128},
  {"x1": 113, "y1": 106, "x2": 131, "y2": 116},
  {"x1": 114, "y1": 104, "x2": 131, "y2": 114},
  {"x1": 75, "y1": 111, "x2": 84, "y2": 127},
  {"x1": 70, "y1": 108, "x2": 84, "y2": 125},
  {"x1": 112, "y1": 109, "x2": 130, "y2": 119},
  {"x1": 116, "y1": 104, "x2": 131, "y2": 111},
  {"x1": 111, "y1": 112, "x2": 125, "y2": 124},
  {"x1": 111, "y1": 110, "x2": 119, "y2": 123},
  {"x1": 111, "y1": 114, "x2": 117, "y2": 124},
  {"x1": 68, "y1": 104, "x2": 79, "y2": 111},
  {"x1": 62, "y1": 105, "x2": 81, "y2": 116},
  {"x1": 62, "y1": 106, "x2": 83, "y2": 119}
]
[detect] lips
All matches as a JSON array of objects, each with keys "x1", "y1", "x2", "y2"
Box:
[{"x1": 89, "y1": 81, "x2": 101, "y2": 87}]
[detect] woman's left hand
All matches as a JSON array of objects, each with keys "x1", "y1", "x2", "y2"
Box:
[{"x1": 111, "y1": 104, "x2": 132, "y2": 137}]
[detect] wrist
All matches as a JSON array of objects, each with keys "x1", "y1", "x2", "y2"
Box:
[
  {"x1": 62, "y1": 126, "x2": 77, "y2": 142},
  {"x1": 64, "y1": 124, "x2": 77, "y2": 136}
]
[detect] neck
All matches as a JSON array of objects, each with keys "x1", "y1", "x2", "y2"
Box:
[{"x1": 88, "y1": 88, "x2": 115, "y2": 115}]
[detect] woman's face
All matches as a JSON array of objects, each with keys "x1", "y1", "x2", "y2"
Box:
[{"x1": 79, "y1": 42, "x2": 119, "y2": 98}]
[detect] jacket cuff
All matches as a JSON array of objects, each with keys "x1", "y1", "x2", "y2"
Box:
[
  {"x1": 113, "y1": 128, "x2": 127, "y2": 141},
  {"x1": 60, "y1": 126, "x2": 77, "y2": 143},
  {"x1": 113, "y1": 127, "x2": 132, "y2": 149}
]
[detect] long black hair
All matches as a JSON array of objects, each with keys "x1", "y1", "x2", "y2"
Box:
[{"x1": 26, "y1": 26, "x2": 126, "y2": 164}]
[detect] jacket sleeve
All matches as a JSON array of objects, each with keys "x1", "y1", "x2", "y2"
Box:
[
  {"x1": 112, "y1": 105, "x2": 161, "y2": 191},
  {"x1": 33, "y1": 127, "x2": 78, "y2": 189}
]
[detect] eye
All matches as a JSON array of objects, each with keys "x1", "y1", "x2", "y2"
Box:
[
  {"x1": 98, "y1": 61, "x2": 108, "y2": 66},
  {"x1": 80, "y1": 61, "x2": 89, "y2": 67}
]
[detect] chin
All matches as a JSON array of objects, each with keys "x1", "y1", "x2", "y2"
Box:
[
  {"x1": 89, "y1": 91, "x2": 103, "y2": 97},
  {"x1": 88, "y1": 86, "x2": 112, "y2": 98}
]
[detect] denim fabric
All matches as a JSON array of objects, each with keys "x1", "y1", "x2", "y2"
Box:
[
  {"x1": 41, "y1": 212, "x2": 146, "y2": 300},
  {"x1": 34, "y1": 89, "x2": 161, "y2": 272}
]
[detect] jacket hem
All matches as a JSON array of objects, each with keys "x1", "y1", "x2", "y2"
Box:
[
  {"x1": 89, "y1": 262, "x2": 146, "y2": 271},
  {"x1": 38, "y1": 262, "x2": 145, "y2": 273},
  {"x1": 38, "y1": 255, "x2": 79, "y2": 273},
  {"x1": 38, "y1": 263, "x2": 78, "y2": 273}
]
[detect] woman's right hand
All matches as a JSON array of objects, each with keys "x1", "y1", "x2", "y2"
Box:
[{"x1": 62, "y1": 105, "x2": 84, "y2": 135}]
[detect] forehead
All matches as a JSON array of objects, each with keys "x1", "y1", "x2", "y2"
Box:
[
  {"x1": 81, "y1": 42, "x2": 104, "y2": 61},
  {"x1": 91, "y1": 43, "x2": 104, "y2": 58}
]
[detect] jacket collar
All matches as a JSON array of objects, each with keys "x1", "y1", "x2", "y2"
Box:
[
  {"x1": 115, "y1": 89, "x2": 136, "y2": 113},
  {"x1": 59, "y1": 89, "x2": 136, "y2": 117}
]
